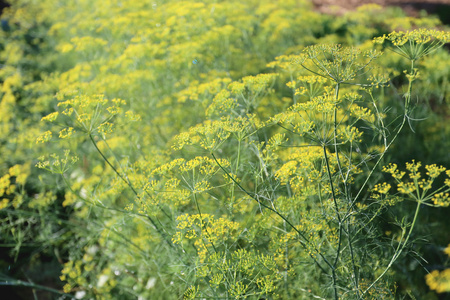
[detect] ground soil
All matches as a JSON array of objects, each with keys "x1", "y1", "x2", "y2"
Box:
[{"x1": 313, "y1": 0, "x2": 450, "y2": 24}]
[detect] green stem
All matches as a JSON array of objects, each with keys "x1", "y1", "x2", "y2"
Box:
[
  {"x1": 358, "y1": 59, "x2": 417, "y2": 297},
  {"x1": 89, "y1": 134, "x2": 138, "y2": 195},
  {"x1": 352, "y1": 60, "x2": 414, "y2": 207},
  {"x1": 193, "y1": 193, "x2": 217, "y2": 253},
  {"x1": 347, "y1": 221, "x2": 360, "y2": 299},
  {"x1": 323, "y1": 146, "x2": 340, "y2": 300},
  {"x1": 361, "y1": 198, "x2": 421, "y2": 297},
  {"x1": 211, "y1": 152, "x2": 333, "y2": 275},
  {"x1": 0, "y1": 277, "x2": 68, "y2": 296},
  {"x1": 231, "y1": 138, "x2": 242, "y2": 204},
  {"x1": 88, "y1": 133, "x2": 174, "y2": 249}
]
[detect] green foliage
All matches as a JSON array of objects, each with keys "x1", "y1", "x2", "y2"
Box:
[{"x1": 1, "y1": 0, "x2": 450, "y2": 299}]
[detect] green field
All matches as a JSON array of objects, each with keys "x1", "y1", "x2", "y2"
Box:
[{"x1": 1, "y1": 0, "x2": 450, "y2": 299}]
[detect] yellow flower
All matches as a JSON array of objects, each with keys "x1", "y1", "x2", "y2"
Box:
[
  {"x1": 374, "y1": 29, "x2": 450, "y2": 61},
  {"x1": 373, "y1": 182, "x2": 391, "y2": 194},
  {"x1": 36, "y1": 131, "x2": 52, "y2": 144},
  {"x1": 426, "y1": 269, "x2": 450, "y2": 293}
]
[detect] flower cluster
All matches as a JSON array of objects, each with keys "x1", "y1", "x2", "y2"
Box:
[
  {"x1": 374, "y1": 29, "x2": 450, "y2": 61},
  {"x1": 377, "y1": 161, "x2": 450, "y2": 206},
  {"x1": 2, "y1": 0, "x2": 450, "y2": 299},
  {"x1": 426, "y1": 244, "x2": 450, "y2": 293}
]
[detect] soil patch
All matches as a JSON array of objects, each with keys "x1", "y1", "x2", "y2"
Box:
[{"x1": 312, "y1": 0, "x2": 450, "y2": 24}]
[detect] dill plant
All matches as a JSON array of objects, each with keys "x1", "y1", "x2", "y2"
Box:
[
  {"x1": 168, "y1": 30, "x2": 450, "y2": 299},
  {"x1": 1, "y1": 0, "x2": 450, "y2": 299}
]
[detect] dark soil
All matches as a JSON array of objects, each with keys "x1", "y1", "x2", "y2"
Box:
[{"x1": 313, "y1": 0, "x2": 450, "y2": 24}]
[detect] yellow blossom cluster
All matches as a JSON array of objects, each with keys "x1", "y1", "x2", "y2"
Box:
[
  {"x1": 378, "y1": 161, "x2": 450, "y2": 206},
  {"x1": 173, "y1": 213, "x2": 239, "y2": 263},
  {"x1": 426, "y1": 244, "x2": 450, "y2": 293},
  {"x1": 2, "y1": 0, "x2": 450, "y2": 298},
  {"x1": 173, "y1": 115, "x2": 265, "y2": 151},
  {"x1": 298, "y1": 44, "x2": 382, "y2": 84},
  {"x1": 0, "y1": 164, "x2": 30, "y2": 210},
  {"x1": 185, "y1": 248, "x2": 282, "y2": 298},
  {"x1": 374, "y1": 29, "x2": 450, "y2": 61}
]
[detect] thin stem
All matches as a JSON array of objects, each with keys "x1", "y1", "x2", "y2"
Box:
[
  {"x1": 347, "y1": 221, "x2": 360, "y2": 299},
  {"x1": 352, "y1": 60, "x2": 414, "y2": 207},
  {"x1": 0, "y1": 277, "x2": 68, "y2": 296},
  {"x1": 360, "y1": 59, "x2": 418, "y2": 297},
  {"x1": 323, "y1": 146, "x2": 341, "y2": 300},
  {"x1": 89, "y1": 134, "x2": 138, "y2": 195},
  {"x1": 193, "y1": 192, "x2": 218, "y2": 253},
  {"x1": 230, "y1": 138, "x2": 242, "y2": 204},
  {"x1": 361, "y1": 198, "x2": 421, "y2": 296},
  {"x1": 332, "y1": 83, "x2": 347, "y2": 193},
  {"x1": 211, "y1": 152, "x2": 333, "y2": 275},
  {"x1": 323, "y1": 147, "x2": 342, "y2": 227},
  {"x1": 61, "y1": 174, "x2": 150, "y2": 218},
  {"x1": 88, "y1": 133, "x2": 174, "y2": 249}
]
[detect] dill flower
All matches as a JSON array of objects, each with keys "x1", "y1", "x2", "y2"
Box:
[
  {"x1": 297, "y1": 44, "x2": 382, "y2": 84},
  {"x1": 426, "y1": 269, "x2": 450, "y2": 293},
  {"x1": 374, "y1": 29, "x2": 450, "y2": 61}
]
